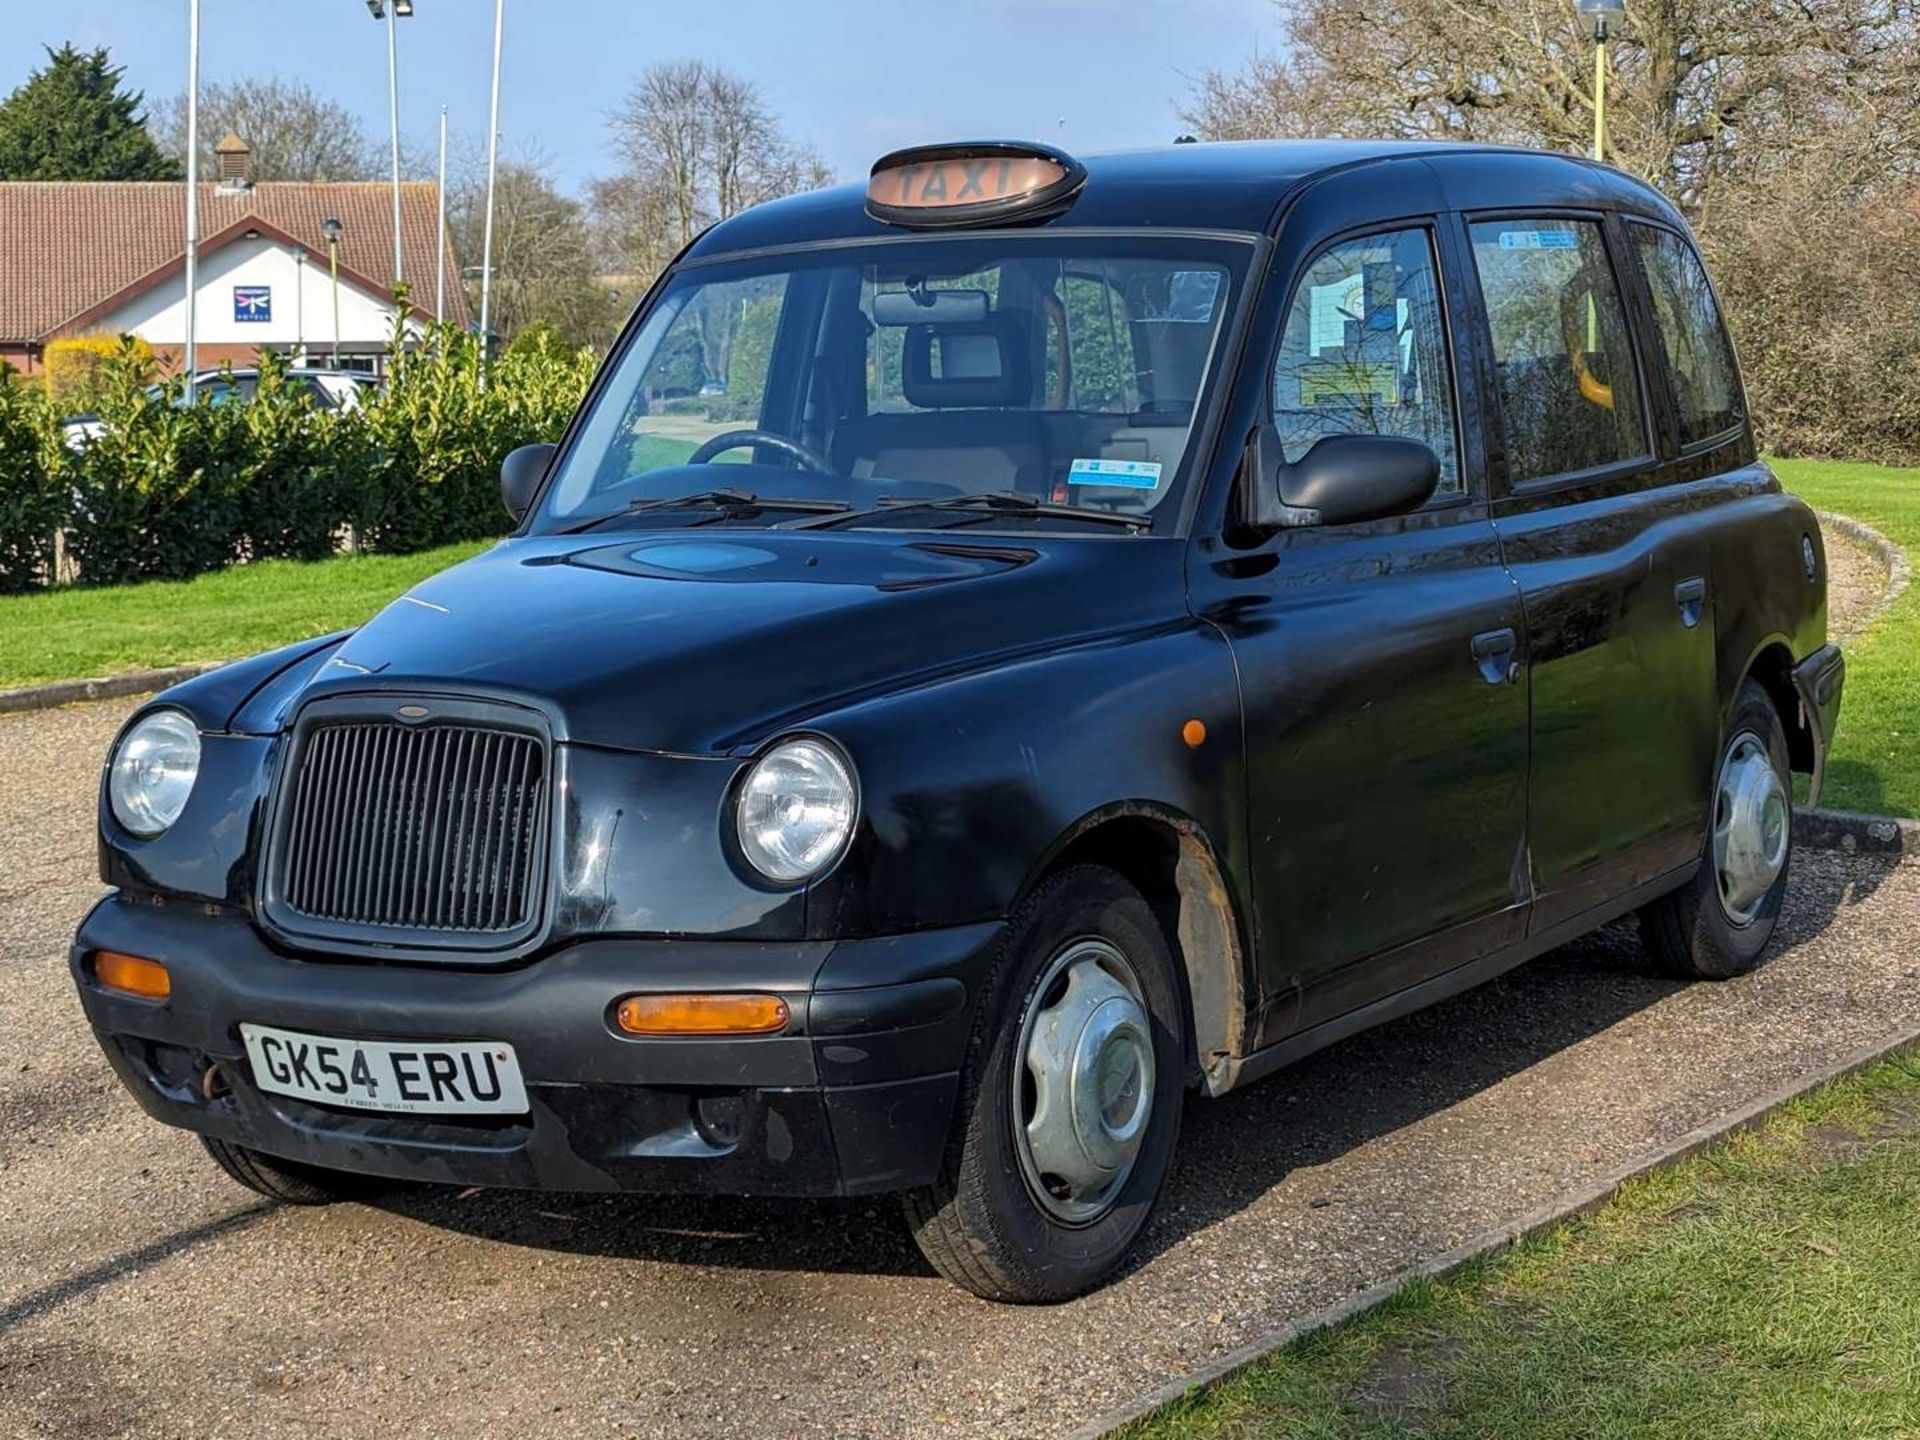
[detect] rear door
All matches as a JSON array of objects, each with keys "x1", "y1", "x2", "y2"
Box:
[
  {"x1": 1195, "y1": 215, "x2": 1532, "y2": 1043},
  {"x1": 1465, "y1": 212, "x2": 1721, "y2": 932}
]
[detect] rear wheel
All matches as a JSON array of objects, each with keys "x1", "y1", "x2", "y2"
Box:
[
  {"x1": 200, "y1": 1135, "x2": 380, "y2": 1206},
  {"x1": 902, "y1": 865, "x2": 1185, "y2": 1303},
  {"x1": 1640, "y1": 679, "x2": 1794, "y2": 979}
]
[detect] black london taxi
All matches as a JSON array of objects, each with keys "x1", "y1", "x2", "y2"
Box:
[{"x1": 72, "y1": 139, "x2": 1844, "y2": 1302}]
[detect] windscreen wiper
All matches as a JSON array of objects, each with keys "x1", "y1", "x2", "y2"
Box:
[
  {"x1": 785, "y1": 490, "x2": 1148, "y2": 532},
  {"x1": 558, "y1": 489, "x2": 850, "y2": 534}
]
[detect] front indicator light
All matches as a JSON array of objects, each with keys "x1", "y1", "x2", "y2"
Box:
[
  {"x1": 615, "y1": 993, "x2": 790, "y2": 1037},
  {"x1": 93, "y1": 950, "x2": 172, "y2": 1001}
]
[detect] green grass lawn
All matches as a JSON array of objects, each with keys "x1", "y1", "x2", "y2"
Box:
[
  {"x1": 0, "y1": 540, "x2": 489, "y2": 689},
  {"x1": 1122, "y1": 1055, "x2": 1920, "y2": 1440},
  {"x1": 1772, "y1": 458, "x2": 1920, "y2": 818}
]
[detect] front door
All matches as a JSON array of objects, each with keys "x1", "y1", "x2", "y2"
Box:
[
  {"x1": 1196, "y1": 222, "x2": 1532, "y2": 1042},
  {"x1": 1465, "y1": 213, "x2": 1721, "y2": 932}
]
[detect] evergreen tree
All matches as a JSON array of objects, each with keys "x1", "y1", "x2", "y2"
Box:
[{"x1": 0, "y1": 44, "x2": 180, "y2": 181}]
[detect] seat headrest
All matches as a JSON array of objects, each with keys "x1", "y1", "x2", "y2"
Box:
[{"x1": 902, "y1": 312, "x2": 1032, "y2": 408}]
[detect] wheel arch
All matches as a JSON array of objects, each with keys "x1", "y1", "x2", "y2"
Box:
[
  {"x1": 1735, "y1": 635, "x2": 1815, "y2": 776},
  {"x1": 1016, "y1": 802, "x2": 1254, "y2": 1096}
]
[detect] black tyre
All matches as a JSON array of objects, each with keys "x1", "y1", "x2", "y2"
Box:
[
  {"x1": 200, "y1": 1135, "x2": 380, "y2": 1206},
  {"x1": 902, "y1": 864, "x2": 1185, "y2": 1303},
  {"x1": 1640, "y1": 678, "x2": 1794, "y2": 980}
]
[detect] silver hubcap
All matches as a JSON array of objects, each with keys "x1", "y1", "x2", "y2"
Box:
[
  {"x1": 1713, "y1": 731, "x2": 1790, "y2": 926},
  {"x1": 1012, "y1": 937, "x2": 1155, "y2": 1225}
]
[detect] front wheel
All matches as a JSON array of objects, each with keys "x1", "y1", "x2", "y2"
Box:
[
  {"x1": 902, "y1": 865, "x2": 1185, "y2": 1303},
  {"x1": 1640, "y1": 678, "x2": 1794, "y2": 979}
]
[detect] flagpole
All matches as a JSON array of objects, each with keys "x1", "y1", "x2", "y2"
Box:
[
  {"x1": 478, "y1": 0, "x2": 504, "y2": 385},
  {"x1": 183, "y1": 0, "x2": 201, "y2": 398},
  {"x1": 435, "y1": 105, "x2": 448, "y2": 322}
]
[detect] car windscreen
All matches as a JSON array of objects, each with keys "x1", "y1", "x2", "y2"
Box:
[{"x1": 533, "y1": 233, "x2": 1252, "y2": 536}]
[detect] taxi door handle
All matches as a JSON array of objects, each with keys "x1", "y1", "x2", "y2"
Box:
[
  {"x1": 1471, "y1": 627, "x2": 1521, "y2": 685},
  {"x1": 1675, "y1": 576, "x2": 1707, "y2": 629}
]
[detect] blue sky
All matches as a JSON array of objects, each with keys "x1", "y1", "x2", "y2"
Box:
[{"x1": 3, "y1": 1, "x2": 1277, "y2": 194}]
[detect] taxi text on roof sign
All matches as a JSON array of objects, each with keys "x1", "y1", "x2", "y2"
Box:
[{"x1": 866, "y1": 141, "x2": 1087, "y2": 228}]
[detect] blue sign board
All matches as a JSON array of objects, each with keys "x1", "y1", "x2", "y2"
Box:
[{"x1": 233, "y1": 285, "x2": 272, "y2": 323}]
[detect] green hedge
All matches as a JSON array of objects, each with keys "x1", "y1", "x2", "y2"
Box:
[{"x1": 0, "y1": 328, "x2": 595, "y2": 593}]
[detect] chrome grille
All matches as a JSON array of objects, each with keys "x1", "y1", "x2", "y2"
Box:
[{"x1": 275, "y1": 719, "x2": 548, "y2": 936}]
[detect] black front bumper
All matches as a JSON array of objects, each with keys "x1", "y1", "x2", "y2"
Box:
[{"x1": 72, "y1": 894, "x2": 1001, "y2": 1197}]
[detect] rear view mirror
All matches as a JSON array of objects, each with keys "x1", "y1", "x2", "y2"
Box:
[
  {"x1": 1279, "y1": 435, "x2": 1439, "y2": 526},
  {"x1": 872, "y1": 288, "x2": 990, "y2": 326},
  {"x1": 500, "y1": 442, "x2": 556, "y2": 523}
]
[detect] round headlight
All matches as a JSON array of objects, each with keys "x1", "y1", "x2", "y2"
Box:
[
  {"x1": 735, "y1": 737, "x2": 857, "y2": 883},
  {"x1": 109, "y1": 709, "x2": 201, "y2": 836}
]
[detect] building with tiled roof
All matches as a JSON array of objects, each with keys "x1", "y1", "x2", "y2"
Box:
[{"x1": 0, "y1": 137, "x2": 467, "y2": 375}]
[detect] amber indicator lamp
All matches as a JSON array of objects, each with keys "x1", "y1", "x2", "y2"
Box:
[
  {"x1": 615, "y1": 993, "x2": 791, "y2": 1037},
  {"x1": 92, "y1": 950, "x2": 172, "y2": 1001}
]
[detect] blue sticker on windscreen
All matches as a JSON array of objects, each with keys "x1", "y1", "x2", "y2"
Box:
[
  {"x1": 1498, "y1": 229, "x2": 1580, "y2": 250},
  {"x1": 1069, "y1": 458, "x2": 1162, "y2": 489}
]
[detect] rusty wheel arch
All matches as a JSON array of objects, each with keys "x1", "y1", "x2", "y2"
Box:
[{"x1": 1020, "y1": 804, "x2": 1255, "y2": 1097}]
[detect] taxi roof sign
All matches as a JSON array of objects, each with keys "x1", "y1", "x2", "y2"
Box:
[{"x1": 866, "y1": 141, "x2": 1087, "y2": 229}]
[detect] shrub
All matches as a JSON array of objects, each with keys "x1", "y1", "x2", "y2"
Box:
[
  {"x1": 42, "y1": 333, "x2": 155, "y2": 409},
  {"x1": 0, "y1": 372, "x2": 63, "y2": 592},
  {"x1": 40, "y1": 325, "x2": 595, "y2": 589}
]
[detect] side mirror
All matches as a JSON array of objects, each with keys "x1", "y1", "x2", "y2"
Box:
[
  {"x1": 1278, "y1": 435, "x2": 1440, "y2": 527},
  {"x1": 500, "y1": 442, "x2": 556, "y2": 523}
]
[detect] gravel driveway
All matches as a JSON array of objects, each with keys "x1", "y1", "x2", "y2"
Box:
[{"x1": 2, "y1": 693, "x2": 1916, "y2": 1440}]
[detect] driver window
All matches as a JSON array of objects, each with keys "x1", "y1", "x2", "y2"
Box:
[
  {"x1": 621, "y1": 274, "x2": 789, "y2": 471},
  {"x1": 1271, "y1": 227, "x2": 1462, "y2": 495}
]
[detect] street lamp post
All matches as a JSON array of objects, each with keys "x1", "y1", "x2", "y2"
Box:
[
  {"x1": 367, "y1": 0, "x2": 413, "y2": 290},
  {"x1": 1576, "y1": 0, "x2": 1627, "y2": 162},
  {"x1": 323, "y1": 217, "x2": 344, "y2": 368}
]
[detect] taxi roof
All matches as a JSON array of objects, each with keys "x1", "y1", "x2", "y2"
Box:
[{"x1": 683, "y1": 139, "x2": 1680, "y2": 261}]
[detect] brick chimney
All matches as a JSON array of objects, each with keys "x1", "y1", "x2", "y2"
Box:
[{"x1": 214, "y1": 132, "x2": 253, "y2": 191}]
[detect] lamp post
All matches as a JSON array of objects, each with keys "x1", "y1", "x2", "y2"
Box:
[
  {"x1": 1576, "y1": 0, "x2": 1627, "y2": 162},
  {"x1": 366, "y1": 0, "x2": 413, "y2": 289},
  {"x1": 323, "y1": 217, "x2": 344, "y2": 368}
]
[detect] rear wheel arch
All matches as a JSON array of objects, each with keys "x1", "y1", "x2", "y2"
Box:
[{"x1": 1020, "y1": 804, "x2": 1253, "y2": 1095}]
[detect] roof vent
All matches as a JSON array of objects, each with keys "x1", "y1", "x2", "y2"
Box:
[{"x1": 214, "y1": 132, "x2": 253, "y2": 190}]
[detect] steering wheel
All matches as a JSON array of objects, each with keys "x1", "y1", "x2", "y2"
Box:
[{"x1": 687, "y1": 428, "x2": 834, "y2": 474}]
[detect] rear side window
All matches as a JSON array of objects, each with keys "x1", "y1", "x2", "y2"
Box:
[
  {"x1": 1469, "y1": 218, "x2": 1647, "y2": 483},
  {"x1": 1630, "y1": 224, "x2": 1744, "y2": 447},
  {"x1": 1271, "y1": 227, "x2": 1461, "y2": 494}
]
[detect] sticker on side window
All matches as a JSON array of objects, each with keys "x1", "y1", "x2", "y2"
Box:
[
  {"x1": 1497, "y1": 229, "x2": 1580, "y2": 251},
  {"x1": 1069, "y1": 458, "x2": 1162, "y2": 489}
]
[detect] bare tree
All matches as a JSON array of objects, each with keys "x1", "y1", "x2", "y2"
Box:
[
  {"x1": 598, "y1": 60, "x2": 830, "y2": 274},
  {"x1": 1184, "y1": 0, "x2": 1920, "y2": 204},
  {"x1": 154, "y1": 76, "x2": 381, "y2": 181},
  {"x1": 1187, "y1": 0, "x2": 1920, "y2": 458},
  {"x1": 448, "y1": 143, "x2": 617, "y2": 348},
  {"x1": 596, "y1": 62, "x2": 830, "y2": 381}
]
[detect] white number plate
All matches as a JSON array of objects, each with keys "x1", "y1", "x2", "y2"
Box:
[{"x1": 240, "y1": 1023, "x2": 529, "y2": 1116}]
